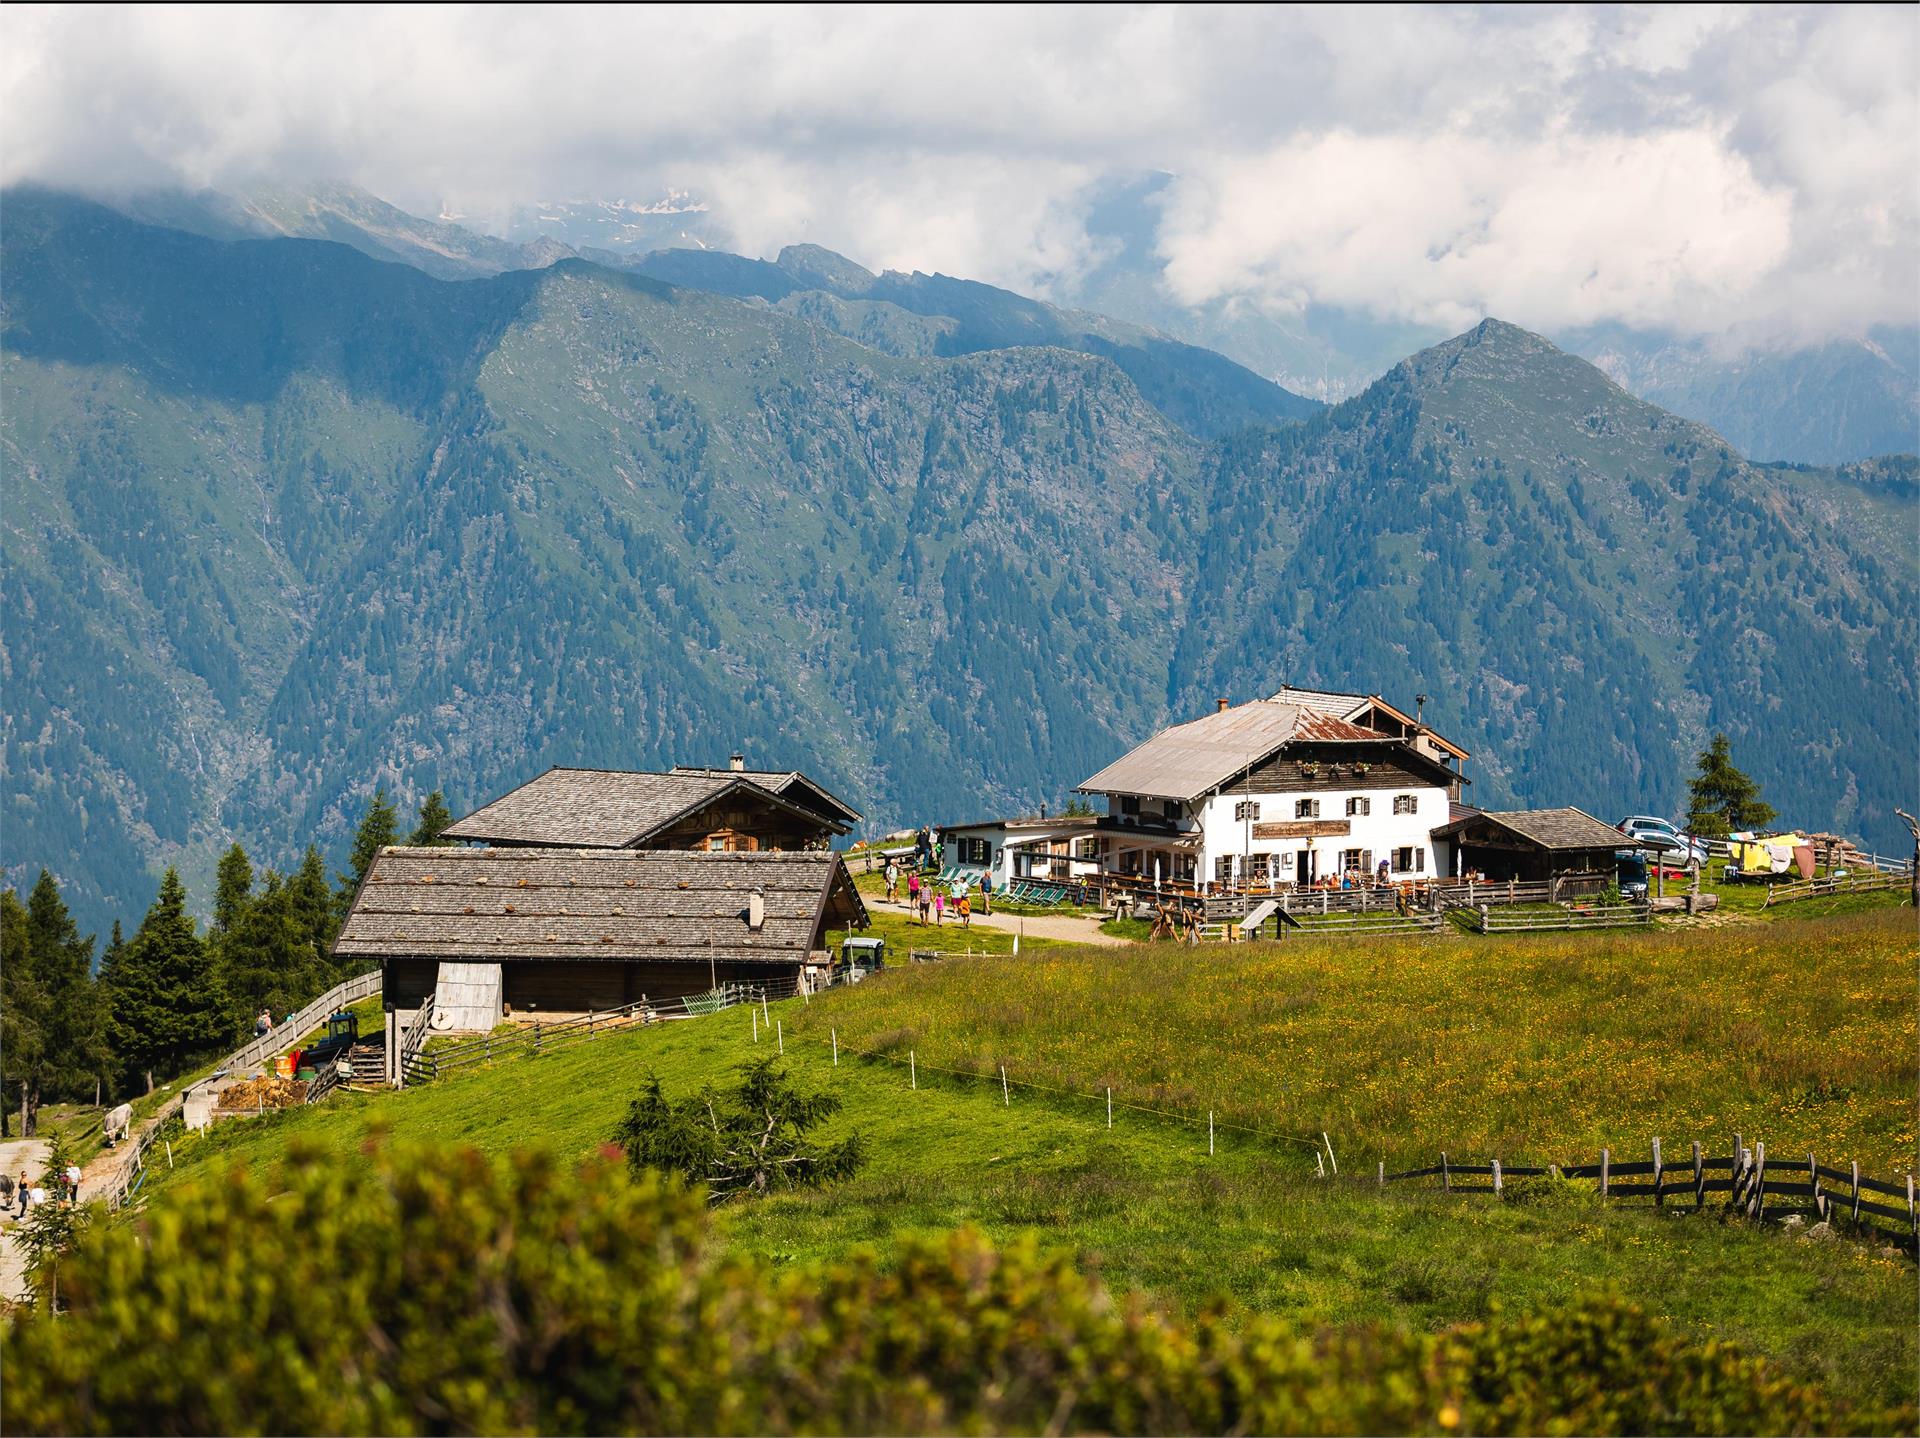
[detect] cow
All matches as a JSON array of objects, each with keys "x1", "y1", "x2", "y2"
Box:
[{"x1": 104, "y1": 1102, "x2": 133, "y2": 1146}]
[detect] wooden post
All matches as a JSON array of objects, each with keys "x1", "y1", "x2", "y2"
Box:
[
  {"x1": 1323, "y1": 1132, "x2": 1338, "y2": 1176},
  {"x1": 1441, "y1": 1151, "x2": 1451, "y2": 1192},
  {"x1": 1808, "y1": 1153, "x2": 1823, "y2": 1221},
  {"x1": 1378, "y1": 1161, "x2": 1386, "y2": 1186},
  {"x1": 910, "y1": 1050, "x2": 916, "y2": 1090},
  {"x1": 776, "y1": 1020, "x2": 783, "y2": 1056},
  {"x1": 752, "y1": 1009, "x2": 759, "y2": 1043},
  {"x1": 1107, "y1": 1088, "x2": 1112, "y2": 1129},
  {"x1": 588, "y1": 1006, "x2": 595, "y2": 1038},
  {"x1": 1750, "y1": 1142, "x2": 1767, "y2": 1221},
  {"x1": 1652, "y1": 1137, "x2": 1663, "y2": 1207},
  {"x1": 832, "y1": 1028, "x2": 839, "y2": 1066},
  {"x1": 165, "y1": 1141, "x2": 174, "y2": 1170},
  {"x1": 1600, "y1": 1147, "x2": 1610, "y2": 1198},
  {"x1": 1908, "y1": 1174, "x2": 1916, "y2": 1242},
  {"x1": 1492, "y1": 1157, "x2": 1503, "y2": 1195},
  {"x1": 1477, "y1": 903, "x2": 1489, "y2": 933},
  {"x1": 1208, "y1": 1110, "x2": 1215, "y2": 1156},
  {"x1": 1692, "y1": 1141, "x2": 1704, "y2": 1209},
  {"x1": 1850, "y1": 1161, "x2": 1861, "y2": 1226}
]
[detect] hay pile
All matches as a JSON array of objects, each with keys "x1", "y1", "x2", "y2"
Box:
[{"x1": 215, "y1": 1074, "x2": 308, "y2": 1110}]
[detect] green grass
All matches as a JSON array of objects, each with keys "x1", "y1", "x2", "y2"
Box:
[
  {"x1": 142, "y1": 994, "x2": 1917, "y2": 1413},
  {"x1": 792, "y1": 909, "x2": 1918, "y2": 1174},
  {"x1": 829, "y1": 902, "x2": 1073, "y2": 957}
]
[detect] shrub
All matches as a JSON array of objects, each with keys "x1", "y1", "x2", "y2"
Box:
[
  {"x1": 614, "y1": 1058, "x2": 865, "y2": 1203},
  {"x1": 1, "y1": 1140, "x2": 1900, "y2": 1436}
]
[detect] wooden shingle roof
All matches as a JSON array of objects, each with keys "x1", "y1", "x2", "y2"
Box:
[
  {"x1": 443, "y1": 767, "x2": 845, "y2": 846},
  {"x1": 669, "y1": 766, "x2": 862, "y2": 827},
  {"x1": 333, "y1": 847, "x2": 866, "y2": 964},
  {"x1": 1430, "y1": 806, "x2": 1630, "y2": 851},
  {"x1": 1076, "y1": 701, "x2": 1390, "y2": 802}
]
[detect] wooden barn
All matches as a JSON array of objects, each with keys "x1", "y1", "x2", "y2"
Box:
[
  {"x1": 442, "y1": 761, "x2": 859, "y2": 853},
  {"x1": 333, "y1": 846, "x2": 867, "y2": 1076}
]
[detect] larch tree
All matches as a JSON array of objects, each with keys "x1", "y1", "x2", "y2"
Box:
[
  {"x1": 108, "y1": 869, "x2": 226, "y2": 1093},
  {"x1": 1684, "y1": 733, "x2": 1777, "y2": 838},
  {"x1": 408, "y1": 790, "x2": 457, "y2": 847}
]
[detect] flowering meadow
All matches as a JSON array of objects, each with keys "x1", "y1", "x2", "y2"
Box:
[{"x1": 799, "y1": 909, "x2": 1917, "y2": 1176}]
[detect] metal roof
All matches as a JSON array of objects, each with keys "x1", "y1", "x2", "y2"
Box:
[
  {"x1": 1430, "y1": 806, "x2": 1637, "y2": 851},
  {"x1": 1076, "y1": 702, "x2": 1385, "y2": 802},
  {"x1": 443, "y1": 767, "x2": 845, "y2": 847},
  {"x1": 333, "y1": 847, "x2": 866, "y2": 964}
]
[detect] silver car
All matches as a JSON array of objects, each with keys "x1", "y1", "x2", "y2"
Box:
[{"x1": 1617, "y1": 815, "x2": 1709, "y2": 866}]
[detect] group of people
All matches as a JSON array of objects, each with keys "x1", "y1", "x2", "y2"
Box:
[
  {"x1": 883, "y1": 859, "x2": 991, "y2": 927},
  {"x1": 1, "y1": 1158, "x2": 81, "y2": 1219}
]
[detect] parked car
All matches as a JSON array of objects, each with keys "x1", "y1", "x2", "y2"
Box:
[{"x1": 1617, "y1": 816, "x2": 1709, "y2": 866}]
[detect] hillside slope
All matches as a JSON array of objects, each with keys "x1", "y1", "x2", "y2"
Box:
[{"x1": 3, "y1": 194, "x2": 1915, "y2": 930}]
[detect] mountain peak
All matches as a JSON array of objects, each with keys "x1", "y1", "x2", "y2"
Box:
[{"x1": 775, "y1": 244, "x2": 876, "y2": 295}]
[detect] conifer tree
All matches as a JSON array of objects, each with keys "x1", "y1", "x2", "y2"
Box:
[
  {"x1": 288, "y1": 846, "x2": 339, "y2": 968},
  {"x1": 0, "y1": 890, "x2": 45, "y2": 1138},
  {"x1": 408, "y1": 790, "x2": 456, "y2": 847},
  {"x1": 5, "y1": 874, "x2": 100, "y2": 1134},
  {"x1": 336, "y1": 786, "x2": 399, "y2": 922},
  {"x1": 212, "y1": 844, "x2": 255, "y2": 936},
  {"x1": 108, "y1": 870, "x2": 225, "y2": 1093},
  {"x1": 1684, "y1": 733, "x2": 1777, "y2": 838},
  {"x1": 219, "y1": 874, "x2": 325, "y2": 1035}
]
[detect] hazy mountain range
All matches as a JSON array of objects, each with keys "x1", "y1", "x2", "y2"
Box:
[{"x1": 2, "y1": 186, "x2": 1915, "y2": 933}]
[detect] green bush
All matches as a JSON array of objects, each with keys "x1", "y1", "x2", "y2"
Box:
[{"x1": 1, "y1": 1140, "x2": 1899, "y2": 1436}]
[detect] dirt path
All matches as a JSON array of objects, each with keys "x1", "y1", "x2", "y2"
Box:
[
  {"x1": 874, "y1": 896, "x2": 1126, "y2": 947},
  {"x1": 0, "y1": 1138, "x2": 52, "y2": 1301}
]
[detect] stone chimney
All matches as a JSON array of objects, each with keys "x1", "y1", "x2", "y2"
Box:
[
  {"x1": 1216, "y1": 697, "x2": 1229, "y2": 712},
  {"x1": 729, "y1": 752, "x2": 745, "y2": 771}
]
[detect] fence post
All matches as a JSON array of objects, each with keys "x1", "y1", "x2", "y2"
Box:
[
  {"x1": 1378, "y1": 1161, "x2": 1385, "y2": 1186},
  {"x1": 777, "y1": 1020, "x2": 783, "y2": 1056},
  {"x1": 1491, "y1": 1157, "x2": 1502, "y2": 1195},
  {"x1": 1808, "y1": 1153, "x2": 1823, "y2": 1221},
  {"x1": 1107, "y1": 1088, "x2": 1112, "y2": 1129},
  {"x1": 1652, "y1": 1137, "x2": 1663, "y2": 1207},
  {"x1": 1692, "y1": 1141, "x2": 1704, "y2": 1208},
  {"x1": 1441, "y1": 1152, "x2": 1450, "y2": 1192},
  {"x1": 1750, "y1": 1142, "x2": 1767, "y2": 1221},
  {"x1": 832, "y1": 1028, "x2": 838, "y2": 1066},
  {"x1": 1001, "y1": 1065, "x2": 1009, "y2": 1105},
  {"x1": 910, "y1": 1050, "x2": 916, "y2": 1090},
  {"x1": 1323, "y1": 1132, "x2": 1338, "y2": 1176},
  {"x1": 588, "y1": 1006, "x2": 595, "y2": 1038},
  {"x1": 1477, "y1": 903, "x2": 1489, "y2": 933},
  {"x1": 1600, "y1": 1147, "x2": 1610, "y2": 1199},
  {"x1": 753, "y1": 1009, "x2": 759, "y2": 1043},
  {"x1": 1908, "y1": 1175, "x2": 1916, "y2": 1243},
  {"x1": 1208, "y1": 1110, "x2": 1214, "y2": 1157}
]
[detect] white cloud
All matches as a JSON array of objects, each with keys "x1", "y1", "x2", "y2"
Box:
[{"x1": 1, "y1": 3, "x2": 1913, "y2": 346}]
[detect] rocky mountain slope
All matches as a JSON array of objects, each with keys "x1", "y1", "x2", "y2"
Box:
[{"x1": 3, "y1": 191, "x2": 1914, "y2": 931}]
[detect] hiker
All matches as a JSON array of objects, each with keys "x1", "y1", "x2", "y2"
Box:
[
  {"x1": 13, "y1": 1171, "x2": 27, "y2": 1219},
  {"x1": 933, "y1": 890, "x2": 945, "y2": 925},
  {"x1": 255, "y1": 1008, "x2": 274, "y2": 1037},
  {"x1": 884, "y1": 860, "x2": 899, "y2": 902},
  {"x1": 979, "y1": 871, "x2": 992, "y2": 915},
  {"x1": 919, "y1": 887, "x2": 933, "y2": 924},
  {"x1": 907, "y1": 870, "x2": 921, "y2": 914},
  {"x1": 957, "y1": 891, "x2": 971, "y2": 927},
  {"x1": 65, "y1": 1161, "x2": 82, "y2": 1204}
]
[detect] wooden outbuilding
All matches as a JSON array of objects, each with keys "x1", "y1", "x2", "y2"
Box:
[
  {"x1": 1428, "y1": 806, "x2": 1637, "y2": 884},
  {"x1": 334, "y1": 846, "x2": 867, "y2": 1072}
]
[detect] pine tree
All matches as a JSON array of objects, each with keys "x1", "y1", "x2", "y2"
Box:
[
  {"x1": 219, "y1": 874, "x2": 326, "y2": 1036},
  {"x1": 336, "y1": 786, "x2": 399, "y2": 922},
  {"x1": 288, "y1": 846, "x2": 339, "y2": 969},
  {"x1": 0, "y1": 890, "x2": 46, "y2": 1138},
  {"x1": 212, "y1": 843, "x2": 255, "y2": 935},
  {"x1": 108, "y1": 870, "x2": 226, "y2": 1093},
  {"x1": 7, "y1": 873, "x2": 101, "y2": 1134},
  {"x1": 408, "y1": 790, "x2": 456, "y2": 847},
  {"x1": 1685, "y1": 733, "x2": 1777, "y2": 838}
]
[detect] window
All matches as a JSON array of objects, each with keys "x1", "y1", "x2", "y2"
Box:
[
  {"x1": 1393, "y1": 794, "x2": 1418, "y2": 815},
  {"x1": 1234, "y1": 799, "x2": 1261, "y2": 821},
  {"x1": 1214, "y1": 856, "x2": 1235, "y2": 882},
  {"x1": 1120, "y1": 795, "x2": 1141, "y2": 816},
  {"x1": 1295, "y1": 798, "x2": 1321, "y2": 819},
  {"x1": 957, "y1": 836, "x2": 990, "y2": 865},
  {"x1": 1346, "y1": 796, "x2": 1371, "y2": 817},
  {"x1": 1247, "y1": 854, "x2": 1270, "y2": 883},
  {"x1": 1340, "y1": 848, "x2": 1365, "y2": 872},
  {"x1": 1279, "y1": 850, "x2": 1294, "y2": 870},
  {"x1": 1074, "y1": 836, "x2": 1101, "y2": 861}
]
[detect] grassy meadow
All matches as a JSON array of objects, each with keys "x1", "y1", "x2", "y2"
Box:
[
  {"x1": 795, "y1": 908, "x2": 1918, "y2": 1174},
  {"x1": 141, "y1": 983, "x2": 1918, "y2": 1415}
]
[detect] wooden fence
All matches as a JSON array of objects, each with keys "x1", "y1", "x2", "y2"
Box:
[
  {"x1": 401, "y1": 980, "x2": 793, "y2": 1085},
  {"x1": 1472, "y1": 903, "x2": 1651, "y2": 933},
  {"x1": 1379, "y1": 1136, "x2": 1917, "y2": 1250},
  {"x1": 1764, "y1": 871, "x2": 1912, "y2": 907}
]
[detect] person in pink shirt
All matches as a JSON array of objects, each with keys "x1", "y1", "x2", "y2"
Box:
[{"x1": 933, "y1": 891, "x2": 945, "y2": 925}]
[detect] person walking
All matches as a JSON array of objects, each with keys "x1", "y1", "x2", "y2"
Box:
[
  {"x1": 979, "y1": 871, "x2": 992, "y2": 915},
  {"x1": 957, "y1": 891, "x2": 971, "y2": 928},
  {"x1": 65, "y1": 1160, "x2": 82, "y2": 1204},
  {"x1": 907, "y1": 870, "x2": 921, "y2": 916},
  {"x1": 14, "y1": 1170, "x2": 27, "y2": 1219},
  {"x1": 884, "y1": 860, "x2": 899, "y2": 903},
  {"x1": 933, "y1": 890, "x2": 945, "y2": 926}
]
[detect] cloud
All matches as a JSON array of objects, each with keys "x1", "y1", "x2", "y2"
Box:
[{"x1": 2, "y1": 4, "x2": 1913, "y2": 346}]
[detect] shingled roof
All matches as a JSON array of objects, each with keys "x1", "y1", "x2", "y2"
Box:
[
  {"x1": 1076, "y1": 701, "x2": 1392, "y2": 802},
  {"x1": 442, "y1": 767, "x2": 846, "y2": 847},
  {"x1": 1430, "y1": 806, "x2": 1632, "y2": 851},
  {"x1": 333, "y1": 847, "x2": 866, "y2": 964},
  {"x1": 669, "y1": 765, "x2": 862, "y2": 827}
]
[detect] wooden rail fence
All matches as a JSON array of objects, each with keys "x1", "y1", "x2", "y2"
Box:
[
  {"x1": 1378, "y1": 1136, "x2": 1917, "y2": 1251},
  {"x1": 1764, "y1": 872, "x2": 1911, "y2": 907},
  {"x1": 1472, "y1": 902, "x2": 1651, "y2": 933}
]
